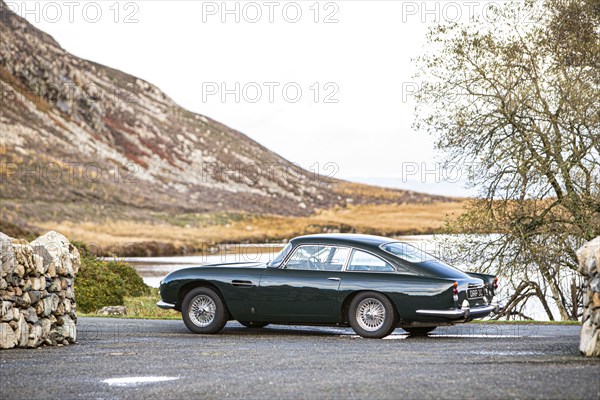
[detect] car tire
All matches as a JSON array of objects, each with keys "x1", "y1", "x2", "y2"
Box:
[
  {"x1": 238, "y1": 321, "x2": 269, "y2": 328},
  {"x1": 348, "y1": 292, "x2": 397, "y2": 339},
  {"x1": 181, "y1": 287, "x2": 228, "y2": 334},
  {"x1": 402, "y1": 326, "x2": 436, "y2": 336}
]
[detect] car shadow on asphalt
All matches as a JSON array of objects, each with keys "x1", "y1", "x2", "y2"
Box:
[{"x1": 75, "y1": 318, "x2": 548, "y2": 343}]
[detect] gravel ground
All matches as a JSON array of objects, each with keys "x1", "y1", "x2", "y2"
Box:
[{"x1": 1, "y1": 318, "x2": 598, "y2": 399}]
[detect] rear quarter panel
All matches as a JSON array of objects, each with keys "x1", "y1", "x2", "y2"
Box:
[{"x1": 339, "y1": 272, "x2": 455, "y2": 322}]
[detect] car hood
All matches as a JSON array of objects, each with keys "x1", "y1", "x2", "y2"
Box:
[
  {"x1": 198, "y1": 261, "x2": 267, "y2": 269},
  {"x1": 161, "y1": 261, "x2": 267, "y2": 285}
]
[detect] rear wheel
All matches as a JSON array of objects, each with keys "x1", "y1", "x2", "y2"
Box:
[
  {"x1": 403, "y1": 326, "x2": 436, "y2": 336},
  {"x1": 238, "y1": 321, "x2": 269, "y2": 328},
  {"x1": 181, "y1": 287, "x2": 228, "y2": 334},
  {"x1": 348, "y1": 292, "x2": 397, "y2": 339}
]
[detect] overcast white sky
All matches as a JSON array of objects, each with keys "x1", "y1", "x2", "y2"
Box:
[{"x1": 12, "y1": 0, "x2": 489, "y2": 196}]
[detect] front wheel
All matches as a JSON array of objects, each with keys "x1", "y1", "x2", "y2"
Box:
[
  {"x1": 181, "y1": 287, "x2": 228, "y2": 334},
  {"x1": 348, "y1": 292, "x2": 397, "y2": 338},
  {"x1": 402, "y1": 326, "x2": 436, "y2": 336}
]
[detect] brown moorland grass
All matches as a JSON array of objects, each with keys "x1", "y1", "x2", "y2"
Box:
[
  {"x1": 36, "y1": 201, "x2": 466, "y2": 254},
  {"x1": 333, "y1": 181, "x2": 458, "y2": 202}
]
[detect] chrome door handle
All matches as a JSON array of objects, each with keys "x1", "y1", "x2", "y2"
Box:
[
  {"x1": 327, "y1": 277, "x2": 341, "y2": 281},
  {"x1": 231, "y1": 280, "x2": 253, "y2": 287}
]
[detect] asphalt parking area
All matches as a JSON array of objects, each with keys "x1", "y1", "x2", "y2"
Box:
[{"x1": 1, "y1": 318, "x2": 598, "y2": 399}]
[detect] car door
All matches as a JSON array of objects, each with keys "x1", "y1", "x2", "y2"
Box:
[{"x1": 256, "y1": 245, "x2": 350, "y2": 323}]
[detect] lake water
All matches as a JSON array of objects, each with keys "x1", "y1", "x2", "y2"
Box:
[{"x1": 111, "y1": 243, "x2": 289, "y2": 287}]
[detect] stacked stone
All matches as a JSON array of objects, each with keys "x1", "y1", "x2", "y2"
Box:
[
  {"x1": 577, "y1": 237, "x2": 600, "y2": 357},
  {"x1": 0, "y1": 231, "x2": 80, "y2": 349}
]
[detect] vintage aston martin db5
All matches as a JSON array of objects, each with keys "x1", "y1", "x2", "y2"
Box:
[{"x1": 157, "y1": 234, "x2": 502, "y2": 338}]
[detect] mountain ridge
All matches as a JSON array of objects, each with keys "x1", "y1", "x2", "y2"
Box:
[{"x1": 0, "y1": 1, "x2": 454, "y2": 241}]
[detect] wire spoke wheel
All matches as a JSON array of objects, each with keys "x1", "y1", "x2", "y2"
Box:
[
  {"x1": 349, "y1": 291, "x2": 397, "y2": 338},
  {"x1": 356, "y1": 298, "x2": 386, "y2": 332},
  {"x1": 189, "y1": 294, "x2": 217, "y2": 327},
  {"x1": 182, "y1": 287, "x2": 228, "y2": 334}
]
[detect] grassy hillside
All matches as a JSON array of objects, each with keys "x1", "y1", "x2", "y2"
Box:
[{"x1": 35, "y1": 201, "x2": 465, "y2": 256}]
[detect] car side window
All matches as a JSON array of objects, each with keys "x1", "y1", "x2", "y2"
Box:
[
  {"x1": 284, "y1": 245, "x2": 350, "y2": 271},
  {"x1": 347, "y1": 250, "x2": 395, "y2": 272}
]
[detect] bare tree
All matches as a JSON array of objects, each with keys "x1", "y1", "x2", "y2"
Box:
[{"x1": 414, "y1": 0, "x2": 600, "y2": 320}]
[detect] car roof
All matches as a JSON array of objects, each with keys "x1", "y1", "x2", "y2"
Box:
[{"x1": 290, "y1": 233, "x2": 396, "y2": 249}]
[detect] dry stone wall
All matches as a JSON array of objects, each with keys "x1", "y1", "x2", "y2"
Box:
[
  {"x1": 578, "y1": 237, "x2": 600, "y2": 357},
  {"x1": 0, "y1": 231, "x2": 79, "y2": 349}
]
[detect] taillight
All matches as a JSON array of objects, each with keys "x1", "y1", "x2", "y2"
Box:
[
  {"x1": 453, "y1": 281, "x2": 459, "y2": 294},
  {"x1": 493, "y1": 277, "x2": 498, "y2": 289}
]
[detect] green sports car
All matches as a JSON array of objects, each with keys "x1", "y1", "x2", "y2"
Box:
[{"x1": 157, "y1": 234, "x2": 502, "y2": 338}]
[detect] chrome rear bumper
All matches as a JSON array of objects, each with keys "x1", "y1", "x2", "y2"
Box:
[
  {"x1": 157, "y1": 300, "x2": 176, "y2": 309},
  {"x1": 416, "y1": 302, "x2": 503, "y2": 320}
]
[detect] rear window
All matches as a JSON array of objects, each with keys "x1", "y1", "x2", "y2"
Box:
[
  {"x1": 380, "y1": 242, "x2": 468, "y2": 279},
  {"x1": 347, "y1": 250, "x2": 395, "y2": 272}
]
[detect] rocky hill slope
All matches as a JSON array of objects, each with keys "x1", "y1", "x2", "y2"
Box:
[{"x1": 0, "y1": 2, "x2": 450, "y2": 237}]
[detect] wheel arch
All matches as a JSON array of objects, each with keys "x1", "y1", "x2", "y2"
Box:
[
  {"x1": 177, "y1": 280, "x2": 230, "y2": 317},
  {"x1": 340, "y1": 290, "x2": 399, "y2": 324}
]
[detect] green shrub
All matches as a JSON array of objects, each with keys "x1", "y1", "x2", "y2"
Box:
[{"x1": 73, "y1": 241, "x2": 150, "y2": 313}]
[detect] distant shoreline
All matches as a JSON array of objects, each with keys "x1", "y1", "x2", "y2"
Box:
[{"x1": 28, "y1": 202, "x2": 465, "y2": 257}]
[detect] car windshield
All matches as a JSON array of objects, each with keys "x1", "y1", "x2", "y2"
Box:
[
  {"x1": 380, "y1": 242, "x2": 468, "y2": 279},
  {"x1": 268, "y1": 243, "x2": 293, "y2": 267}
]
